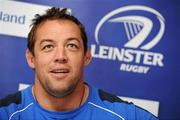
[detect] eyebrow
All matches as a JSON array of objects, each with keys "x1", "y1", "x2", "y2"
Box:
[
  {"x1": 39, "y1": 37, "x2": 81, "y2": 45},
  {"x1": 66, "y1": 37, "x2": 81, "y2": 42},
  {"x1": 40, "y1": 39, "x2": 54, "y2": 45}
]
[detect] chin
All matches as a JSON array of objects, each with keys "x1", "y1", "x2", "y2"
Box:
[{"x1": 46, "y1": 84, "x2": 75, "y2": 98}]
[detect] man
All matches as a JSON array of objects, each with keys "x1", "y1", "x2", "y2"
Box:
[{"x1": 0, "y1": 7, "x2": 158, "y2": 120}]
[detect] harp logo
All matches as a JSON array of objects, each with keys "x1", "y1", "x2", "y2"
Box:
[{"x1": 91, "y1": 5, "x2": 165, "y2": 74}]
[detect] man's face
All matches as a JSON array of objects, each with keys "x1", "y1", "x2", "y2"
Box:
[{"x1": 26, "y1": 20, "x2": 91, "y2": 97}]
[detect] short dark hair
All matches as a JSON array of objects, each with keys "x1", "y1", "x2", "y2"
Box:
[{"x1": 27, "y1": 7, "x2": 88, "y2": 55}]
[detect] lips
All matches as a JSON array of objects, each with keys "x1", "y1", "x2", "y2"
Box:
[
  {"x1": 49, "y1": 67, "x2": 70, "y2": 78},
  {"x1": 50, "y1": 68, "x2": 69, "y2": 73}
]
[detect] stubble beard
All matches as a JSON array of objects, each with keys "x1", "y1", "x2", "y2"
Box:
[{"x1": 39, "y1": 77, "x2": 79, "y2": 98}]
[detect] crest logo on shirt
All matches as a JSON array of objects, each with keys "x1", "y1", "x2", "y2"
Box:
[{"x1": 91, "y1": 5, "x2": 165, "y2": 74}]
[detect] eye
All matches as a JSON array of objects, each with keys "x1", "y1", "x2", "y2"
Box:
[
  {"x1": 67, "y1": 43, "x2": 79, "y2": 50},
  {"x1": 42, "y1": 44, "x2": 54, "y2": 52}
]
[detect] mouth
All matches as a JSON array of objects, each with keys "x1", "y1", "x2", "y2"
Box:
[
  {"x1": 50, "y1": 68, "x2": 70, "y2": 78},
  {"x1": 51, "y1": 69, "x2": 69, "y2": 73}
]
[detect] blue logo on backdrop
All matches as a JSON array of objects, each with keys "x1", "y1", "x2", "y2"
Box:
[{"x1": 91, "y1": 5, "x2": 165, "y2": 74}]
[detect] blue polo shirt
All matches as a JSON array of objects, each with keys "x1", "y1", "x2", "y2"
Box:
[{"x1": 0, "y1": 85, "x2": 158, "y2": 120}]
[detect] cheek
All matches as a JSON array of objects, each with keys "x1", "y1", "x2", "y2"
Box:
[
  {"x1": 71, "y1": 53, "x2": 84, "y2": 64},
  {"x1": 34, "y1": 55, "x2": 51, "y2": 70},
  {"x1": 71, "y1": 56, "x2": 85, "y2": 72},
  {"x1": 34, "y1": 59, "x2": 45, "y2": 73}
]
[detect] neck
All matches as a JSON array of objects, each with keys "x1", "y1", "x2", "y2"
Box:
[{"x1": 32, "y1": 82, "x2": 89, "y2": 112}]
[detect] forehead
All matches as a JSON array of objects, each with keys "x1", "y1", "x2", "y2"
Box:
[
  {"x1": 35, "y1": 19, "x2": 82, "y2": 41},
  {"x1": 37, "y1": 19, "x2": 81, "y2": 33}
]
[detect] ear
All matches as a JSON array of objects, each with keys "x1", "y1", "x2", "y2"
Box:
[
  {"x1": 83, "y1": 49, "x2": 92, "y2": 66},
  {"x1": 26, "y1": 49, "x2": 35, "y2": 69}
]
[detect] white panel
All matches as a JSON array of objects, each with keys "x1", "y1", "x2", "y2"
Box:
[
  {"x1": 119, "y1": 96, "x2": 159, "y2": 117},
  {"x1": 18, "y1": 83, "x2": 30, "y2": 91},
  {"x1": 0, "y1": 1, "x2": 51, "y2": 38}
]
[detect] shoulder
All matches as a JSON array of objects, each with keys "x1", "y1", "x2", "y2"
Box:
[
  {"x1": 98, "y1": 89, "x2": 129, "y2": 104},
  {"x1": 0, "y1": 87, "x2": 35, "y2": 119},
  {"x1": 95, "y1": 89, "x2": 158, "y2": 120},
  {"x1": 0, "y1": 87, "x2": 33, "y2": 119},
  {"x1": 0, "y1": 91, "x2": 22, "y2": 119},
  {"x1": 0, "y1": 86, "x2": 33, "y2": 110},
  {"x1": 96, "y1": 89, "x2": 134, "y2": 111},
  {"x1": 0, "y1": 91, "x2": 22, "y2": 107}
]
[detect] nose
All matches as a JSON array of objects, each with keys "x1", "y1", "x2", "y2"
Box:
[{"x1": 54, "y1": 46, "x2": 68, "y2": 63}]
